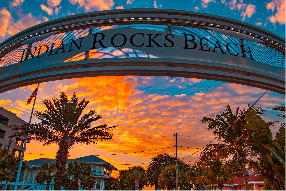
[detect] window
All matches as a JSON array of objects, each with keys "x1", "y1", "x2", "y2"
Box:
[
  {"x1": 0, "y1": 115, "x2": 9, "y2": 126},
  {"x1": 16, "y1": 138, "x2": 23, "y2": 146},
  {"x1": 92, "y1": 166, "x2": 97, "y2": 172},
  {"x1": 13, "y1": 149, "x2": 21, "y2": 158},
  {"x1": 0, "y1": 129, "x2": 6, "y2": 139},
  {"x1": 0, "y1": 143, "x2": 2, "y2": 148}
]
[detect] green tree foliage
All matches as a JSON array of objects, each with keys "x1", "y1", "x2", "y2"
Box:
[
  {"x1": 157, "y1": 163, "x2": 193, "y2": 190},
  {"x1": 201, "y1": 105, "x2": 254, "y2": 188},
  {"x1": 0, "y1": 148, "x2": 20, "y2": 187},
  {"x1": 244, "y1": 108, "x2": 285, "y2": 190},
  {"x1": 62, "y1": 161, "x2": 96, "y2": 190},
  {"x1": 158, "y1": 164, "x2": 177, "y2": 190},
  {"x1": 35, "y1": 162, "x2": 56, "y2": 190},
  {"x1": 202, "y1": 104, "x2": 285, "y2": 190},
  {"x1": 13, "y1": 92, "x2": 116, "y2": 190},
  {"x1": 128, "y1": 166, "x2": 147, "y2": 190},
  {"x1": 147, "y1": 153, "x2": 190, "y2": 190},
  {"x1": 110, "y1": 166, "x2": 147, "y2": 190},
  {"x1": 272, "y1": 104, "x2": 286, "y2": 118},
  {"x1": 196, "y1": 144, "x2": 243, "y2": 190}
]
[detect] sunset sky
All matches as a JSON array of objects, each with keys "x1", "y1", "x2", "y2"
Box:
[{"x1": 0, "y1": 0, "x2": 285, "y2": 176}]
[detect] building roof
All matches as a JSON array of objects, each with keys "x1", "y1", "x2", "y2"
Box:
[
  {"x1": 233, "y1": 174, "x2": 264, "y2": 184},
  {"x1": 25, "y1": 155, "x2": 118, "y2": 170},
  {"x1": 0, "y1": 107, "x2": 26, "y2": 125}
]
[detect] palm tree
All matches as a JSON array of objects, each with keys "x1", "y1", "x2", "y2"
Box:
[
  {"x1": 244, "y1": 108, "x2": 285, "y2": 190},
  {"x1": 128, "y1": 166, "x2": 147, "y2": 190},
  {"x1": 201, "y1": 105, "x2": 252, "y2": 189},
  {"x1": 35, "y1": 162, "x2": 56, "y2": 190},
  {"x1": 13, "y1": 92, "x2": 116, "y2": 190},
  {"x1": 196, "y1": 144, "x2": 243, "y2": 190}
]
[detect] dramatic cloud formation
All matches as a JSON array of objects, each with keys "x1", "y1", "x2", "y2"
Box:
[
  {"x1": 153, "y1": 1, "x2": 158, "y2": 8},
  {"x1": 41, "y1": 4, "x2": 53, "y2": 15},
  {"x1": 228, "y1": 0, "x2": 237, "y2": 10},
  {"x1": 47, "y1": 0, "x2": 62, "y2": 7},
  {"x1": 201, "y1": 0, "x2": 216, "y2": 8},
  {"x1": 0, "y1": 8, "x2": 48, "y2": 41},
  {"x1": 40, "y1": 0, "x2": 62, "y2": 15},
  {"x1": 7, "y1": 13, "x2": 48, "y2": 36},
  {"x1": 69, "y1": 0, "x2": 115, "y2": 11},
  {"x1": 10, "y1": 0, "x2": 25, "y2": 7},
  {"x1": 255, "y1": 22, "x2": 262, "y2": 26},
  {"x1": 0, "y1": 76, "x2": 283, "y2": 171},
  {"x1": 0, "y1": 8, "x2": 11, "y2": 38},
  {"x1": 226, "y1": 0, "x2": 256, "y2": 21},
  {"x1": 116, "y1": 6, "x2": 124, "y2": 9},
  {"x1": 127, "y1": 0, "x2": 135, "y2": 5},
  {"x1": 267, "y1": 0, "x2": 285, "y2": 25},
  {"x1": 241, "y1": 4, "x2": 256, "y2": 21},
  {"x1": 0, "y1": 99, "x2": 12, "y2": 106}
]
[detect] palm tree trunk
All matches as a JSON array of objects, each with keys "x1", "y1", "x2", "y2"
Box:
[
  {"x1": 46, "y1": 181, "x2": 50, "y2": 190},
  {"x1": 54, "y1": 141, "x2": 69, "y2": 190},
  {"x1": 135, "y1": 179, "x2": 139, "y2": 190},
  {"x1": 238, "y1": 151, "x2": 249, "y2": 190},
  {"x1": 74, "y1": 180, "x2": 79, "y2": 190}
]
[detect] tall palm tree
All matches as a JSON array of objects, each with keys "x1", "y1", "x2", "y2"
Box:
[
  {"x1": 201, "y1": 105, "x2": 252, "y2": 189},
  {"x1": 128, "y1": 166, "x2": 147, "y2": 190},
  {"x1": 196, "y1": 144, "x2": 243, "y2": 190},
  {"x1": 35, "y1": 162, "x2": 56, "y2": 190},
  {"x1": 14, "y1": 92, "x2": 116, "y2": 190},
  {"x1": 244, "y1": 108, "x2": 285, "y2": 190}
]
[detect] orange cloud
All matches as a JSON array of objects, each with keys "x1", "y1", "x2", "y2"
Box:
[
  {"x1": 0, "y1": 8, "x2": 11, "y2": 38},
  {"x1": 7, "y1": 13, "x2": 48, "y2": 37},
  {"x1": 0, "y1": 8, "x2": 48, "y2": 42},
  {"x1": 227, "y1": 0, "x2": 256, "y2": 21},
  {"x1": 229, "y1": 0, "x2": 237, "y2": 10},
  {"x1": 153, "y1": 1, "x2": 158, "y2": 8},
  {"x1": 41, "y1": 4, "x2": 53, "y2": 15},
  {"x1": 10, "y1": 0, "x2": 25, "y2": 7},
  {"x1": 69, "y1": 0, "x2": 115, "y2": 11},
  {"x1": 115, "y1": 6, "x2": 124, "y2": 9},
  {"x1": 5, "y1": 107, "x2": 24, "y2": 117},
  {"x1": 201, "y1": 0, "x2": 216, "y2": 8},
  {"x1": 222, "y1": 83, "x2": 265, "y2": 95},
  {"x1": 47, "y1": 0, "x2": 62, "y2": 7},
  {"x1": 241, "y1": 4, "x2": 256, "y2": 21},
  {"x1": 267, "y1": 0, "x2": 285, "y2": 25},
  {"x1": 0, "y1": 99, "x2": 12, "y2": 106},
  {"x1": 3, "y1": 76, "x2": 284, "y2": 171},
  {"x1": 127, "y1": 0, "x2": 134, "y2": 5}
]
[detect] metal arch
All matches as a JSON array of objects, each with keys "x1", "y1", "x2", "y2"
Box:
[
  {"x1": 0, "y1": 58, "x2": 284, "y2": 94},
  {"x1": 0, "y1": 9, "x2": 284, "y2": 58},
  {"x1": 0, "y1": 9, "x2": 284, "y2": 94}
]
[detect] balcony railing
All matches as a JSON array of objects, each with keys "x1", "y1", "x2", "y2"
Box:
[{"x1": 92, "y1": 171, "x2": 110, "y2": 177}]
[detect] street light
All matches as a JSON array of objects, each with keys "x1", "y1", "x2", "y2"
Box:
[{"x1": 174, "y1": 133, "x2": 178, "y2": 190}]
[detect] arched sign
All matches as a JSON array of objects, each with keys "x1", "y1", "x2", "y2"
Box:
[{"x1": 0, "y1": 9, "x2": 284, "y2": 94}]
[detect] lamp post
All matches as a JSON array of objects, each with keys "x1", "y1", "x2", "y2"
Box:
[{"x1": 174, "y1": 133, "x2": 178, "y2": 190}]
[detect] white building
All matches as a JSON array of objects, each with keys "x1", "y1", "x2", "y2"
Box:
[
  {"x1": 23, "y1": 155, "x2": 118, "y2": 190},
  {"x1": 0, "y1": 107, "x2": 26, "y2": 157}
]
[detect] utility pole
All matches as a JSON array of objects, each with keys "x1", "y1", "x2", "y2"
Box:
[{"x1": 174, "y1": 133, "x2": 178, "y2": 190}]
